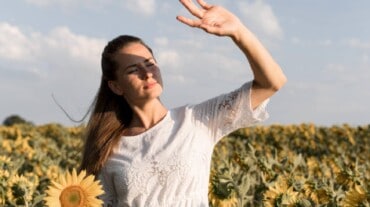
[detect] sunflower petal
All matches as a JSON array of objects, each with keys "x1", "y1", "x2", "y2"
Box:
[{"x1": 45, "y1": 168, "x2": 104, "y2": 207}]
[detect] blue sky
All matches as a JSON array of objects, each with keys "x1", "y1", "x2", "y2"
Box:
[{"x1": 1, "y1": 0, "x2": 369, "y2": 126}]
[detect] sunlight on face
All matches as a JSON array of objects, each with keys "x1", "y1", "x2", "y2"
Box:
[{"x1": 109, "y1": 43, "x2": 163, "y2": 104}]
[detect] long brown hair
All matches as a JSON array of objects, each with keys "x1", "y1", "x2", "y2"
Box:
[{"x1": 80, "y1": 35, "x2": 153, "y2": 175}]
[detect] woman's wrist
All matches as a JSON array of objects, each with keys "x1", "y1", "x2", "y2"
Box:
[{"x1": 231, "y1": 25, "x2": 253, "y2": 46}]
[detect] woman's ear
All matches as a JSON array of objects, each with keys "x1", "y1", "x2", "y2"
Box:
[{"x1": 108, "y1": 80, "x2": 124, "y2": 96}]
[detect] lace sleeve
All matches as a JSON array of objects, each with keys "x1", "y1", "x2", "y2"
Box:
[
  {"x1": 98, "y1": 168, "x2": 116, "y2": 207},
  {"x1": 191, "y1": 81, "x2": 269, "y2": 143}
]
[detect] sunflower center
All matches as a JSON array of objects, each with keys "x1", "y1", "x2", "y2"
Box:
[{"x1": 59, "y1": 185, "x2": 86, "y2": 207}]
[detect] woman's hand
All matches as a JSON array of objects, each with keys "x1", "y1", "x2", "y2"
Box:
[{"x1": 177, "y1": 0, "x2": 243, "y2": 38}]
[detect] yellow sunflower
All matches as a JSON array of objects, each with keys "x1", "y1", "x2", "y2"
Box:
[
  {"x1": 303, "y1": 181, "x2": 332, "y2": 205},
  {"x1": 1, "y1": 139, "x2": 12, "y2": 152},
  {"x1": 0, "y1": 169, "x2": 10, "y2": 179},
  {"x1": 7, "y1": 174, "x2": 36, "y2": 205},
  {"x1": 0, "y1": 155, "x2": 11, "y2": 167},
  {"x1": 263, "y1": 176, "x2": 299, "y2": 207},
  {"x1": 335, "y1": 170, "x2": 353, "y2": 186},
  {"x1": 341, "y1": 185, "x2": 368, "y2": 207},
  {"x1": 208, "y1": 170, "x2": 239, "y2": 207},
  {"x1": 44, "y1": 168, "x2": 104, "y2": 207}
]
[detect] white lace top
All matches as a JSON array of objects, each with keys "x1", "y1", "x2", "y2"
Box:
[{"x1": 98, "y1": 81, "x2": 269, "y2": 207}]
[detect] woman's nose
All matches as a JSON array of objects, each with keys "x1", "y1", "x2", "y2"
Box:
[{"x1": 138, "y1": 64, "x2": 154, "y2": 77}]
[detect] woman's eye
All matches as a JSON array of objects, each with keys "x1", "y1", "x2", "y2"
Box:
[
  {"x1": 127, "y1": 67, "x2": 138, "y2": 74},
  {"x1": 146, "y1": 62, "x2": 155, "y2": 67}
]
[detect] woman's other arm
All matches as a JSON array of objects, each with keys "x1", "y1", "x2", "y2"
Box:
[{"x1": 177, "y1": 0, "x2": 287, "y2": 109}]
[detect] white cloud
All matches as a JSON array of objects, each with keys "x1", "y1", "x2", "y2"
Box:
[
  {"x1": 154, "y1": 37, "x2": 169, "y2": 47},
  {"x1": 238, "y1": 0, "x2": 283, "y2": 39},
  {"x1": 321, "y1": 62, "x2": 370, "y2": 92},
  {"x1": 0, "y1": 23, "x2": 106, "y2": 86},
  {"x1": 0, "y1": 22, "x2": 107, "y2": 125},
  {"x1": 274, "y1": 79, "x2": 370, "y2": 125},
  {"x1": 156, "y1": 48, "x2": 185, "y2": 84},
  {"x1": 362, "y1": 53, "x2": 369, "y2": 63},
  {"x1": 25, "y1": 0, "x2": 53, "y2": 6},
  {"x1": 324, "y1": 63, "x2": 346, "y2": 73},
  {"x1": 168, "y1": 41, "x2": 248, "y2": 87},
  {"x1": 23, "y1": 0, "x2": 159, "y2": 15},
  {"x1": 25, "y1": 0, "x2": 83, "y2": 7},
  {"x1": 291, "y1": 37, "x2": 301, "y2": 44},
  {"x1": 44, "y1": 27, "x2": 105, "y2": 65},
  {"x1": 24, "y1": 0, "x2": 108, "y2": 8},
  {"x1": 157, "y1": 50, "x2": 180, "y2": 69},
  {"x1": 159, "y1": 2, "x2": 173, "y2": 12},
  {"x1": 124, "y1": 0, "x2": 156, "y2": 16},
  {"x1": 0, "y1": 23, "x2": 36, "y2": 61},
  {"x1": 347, "y1": 38, "x2": 370, "y2": 50},
  {"x1": 0, "y1": 22, "x2": 105, "y2": 71},
  {"x1": 320, "y1": 39, "x2": 332, "y2": 47}
]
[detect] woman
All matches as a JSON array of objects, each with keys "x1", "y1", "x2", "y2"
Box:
[{"x1": 80, "y1": 0, "x2": 287, "y2": 206}]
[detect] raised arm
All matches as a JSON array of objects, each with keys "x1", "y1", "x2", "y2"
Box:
[{"x1": 177, "y1": 0, "x2": 287, "y2": 109}]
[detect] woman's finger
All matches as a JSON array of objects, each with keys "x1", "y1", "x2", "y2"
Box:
[
  {"x1": 197, "y1": 0, "x2": 212, "y2": 10},
  {"x1": 179, "y1": 0, "x2": 204, "y2": 19},
  {"x1": 176, "y1": 15, "x2": 202, "y2": 27}
]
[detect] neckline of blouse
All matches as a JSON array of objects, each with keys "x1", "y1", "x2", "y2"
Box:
[{"x1": 120, "y1": 110, "x2": 171, "y2": 139}]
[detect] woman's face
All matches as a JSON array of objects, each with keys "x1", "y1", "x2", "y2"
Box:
[{"x1": 108, "y1": 42, "x2": 163, "y2": 105}]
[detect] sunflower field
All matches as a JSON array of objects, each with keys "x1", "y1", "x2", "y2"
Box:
[{"x1": 0, "y1": 122, "x2": 369, "y2": 206}]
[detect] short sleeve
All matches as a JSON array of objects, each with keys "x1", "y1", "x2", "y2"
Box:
[
  {"x1": 191, "y1": 81, "x2": 269, "y2": 143},
  {"x1": 98, "y1": 168, "x2": 117, "y2": 207}
]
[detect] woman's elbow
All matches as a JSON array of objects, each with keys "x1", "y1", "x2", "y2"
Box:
[
  {"x1": 253, "y1": 65, "x2": 287, "y2": 93},
  {"x1": 272, "y1": 74, "x2": 287, "y2": 91},
  {"x1": 260, "y1": 73, "x2": 287, "y2": 93}
]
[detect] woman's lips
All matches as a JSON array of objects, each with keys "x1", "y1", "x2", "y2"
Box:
[{"x1": 144, "y1": 82, "x2": 157, "y2": 89}]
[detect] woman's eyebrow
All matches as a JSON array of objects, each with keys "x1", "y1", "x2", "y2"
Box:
[{"x1": 123, "y1": 58, "x2": 154, "y2": 70}]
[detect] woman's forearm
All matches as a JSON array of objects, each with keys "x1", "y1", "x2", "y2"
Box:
[{"x1": 232, "y1": 25, "x2": 287, "y2": 91}]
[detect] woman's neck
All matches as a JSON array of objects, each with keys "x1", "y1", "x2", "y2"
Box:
[{"x1": 128, "y1": 99, "x2": 168, "y2": 131}]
